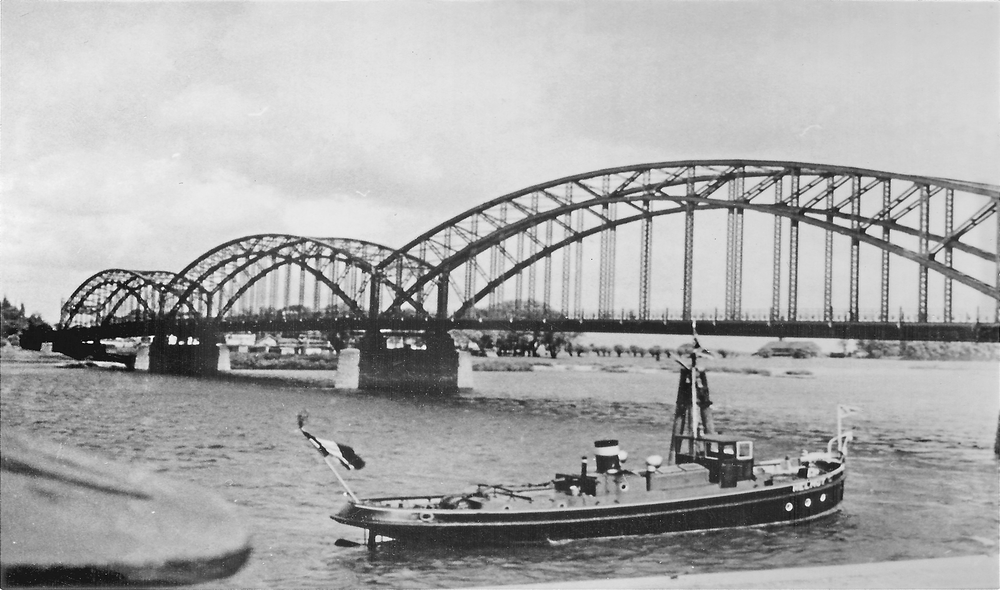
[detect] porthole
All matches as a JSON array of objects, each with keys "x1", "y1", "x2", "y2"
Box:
[
  {"x1": 820, "y1": 493, "x2": 827, "y2": 502},
  {"x1": 804, "y1": 498, "x2": 812, "y2": 508},
  {"x1": 418, "y1": 512, "x2": 434, "y2": 522},
  {"x1": 785, "y1": 502, "x2": 793, "y2": 512}
]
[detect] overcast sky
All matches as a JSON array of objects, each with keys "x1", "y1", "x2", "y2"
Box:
[{"x1": 2, "y1": 1, "x2": 997, "y2": 324}]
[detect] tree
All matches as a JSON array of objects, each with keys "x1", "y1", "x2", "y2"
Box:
[
  {"x1": 464, "y1": 299, "x2": 579, "y2": 358},
  {"x1": 1, "y1": 297, "x2": 27, "y2": 341},
  {"x1": 324, "y1": 330, "x2": 353, "y2": 352},
  {"x1": 540, "y1": 332, "x2": 569, "y2": 359},
  {"x1": 613, "y1": 344, "x2": 625, "y2": 357},
  {"x1": 856, "y1": 340, "x2": 900, "y2": 359},
  {"x1": 1, "y1": 298, "x2": 52, "y2": 349},
  {"x1": 896, "y1": 341, "x2": 999, "y2": 361},
  {"x1": 19, "y1": 314, "x2": 53, "y2": 351},
  {"x1": 649, "y1": 345, "x2": 663, "y2": 361},
  {"x1": 628, "y1": 344, "x2": 647, "y2": 357}
]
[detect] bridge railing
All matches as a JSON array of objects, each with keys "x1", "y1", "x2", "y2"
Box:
[{"x1": 503, "y1": 307, "x2": 997, "y2": 325}]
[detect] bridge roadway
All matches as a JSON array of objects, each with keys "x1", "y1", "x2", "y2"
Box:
[{"x1": 56, "y1": 316, "x2": 1000, "y2": 345}]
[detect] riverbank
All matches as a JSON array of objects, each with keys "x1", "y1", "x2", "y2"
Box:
[
  {"x1": 0, "y1": 345, "x2": 70, "y2": 364},
  {"x1": 480, "y1": 553, "x2": 999, "y2": 589},
  {"x1": 3, "y1": 346, "x2": 994, "y2": 386},
  {"x1": 229, "y1": 351, "x2": 338, "y2": 371},
  {"x1": 470, "y1": 352, "x2": 996, "y2": 378},
  {"x1": 474, "y1": 358, "x2": 813, "y2": 378}
]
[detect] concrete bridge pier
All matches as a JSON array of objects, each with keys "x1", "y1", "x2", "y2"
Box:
[
  {"x1": 141, "y1": 326, "x2": 228, "y2": 377},
  {"x1": 352, "y1": 329, "x2": 472, "y2": 394}
]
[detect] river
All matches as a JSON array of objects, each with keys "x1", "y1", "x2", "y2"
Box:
[{"x1": 1, "y1": 356, "x2": 997, "y2": 588}]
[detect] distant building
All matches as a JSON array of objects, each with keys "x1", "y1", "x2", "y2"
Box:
[
  {"x1": 223, "y1": 331, "x2": 335, "y2": 355},
  {"x1": 297, "y1": 331, "x2": 333, "y2": 355},
  {"x1": 754, "y1": 340, "x2": 820, "y2": 359},
  {"x1": 225, "y1": 333, "x2": 256, "y2": 352},
  {"x1": 386, "y1": 334, "x2": 427, "y2": 350},
  {"x1": 254, "y1": 334, "x2": 278, "y2": 352},
  {"x1": 273, "y1": 337, "x2": 299, "y2": 355}
]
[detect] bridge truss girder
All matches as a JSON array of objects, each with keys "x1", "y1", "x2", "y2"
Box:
[
  {"x1": 165, "y1": 234, "x2": 431, "y2": 321},
  {"x1": 61, "y1": 235, "x2": 433, "y2": 330},
  {"x1": 376, "y1": 160, "x2": 999, "y2": 324},
  {"x1": 60, "y1": 269, "x2": 203, "y2": 328}
]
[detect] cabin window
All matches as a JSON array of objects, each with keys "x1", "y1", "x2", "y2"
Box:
[
  {"x1": 707, "y1": 442, "x2": 719, "y2": 454},
  {"x1": 737, "y1": 441, "x2": 753, "y2": 460},
  {"x1": 721, "y1": 444, "x2": 735, "y2": 456}
]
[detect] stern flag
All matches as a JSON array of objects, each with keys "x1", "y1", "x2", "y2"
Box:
[{"x1": 838, "y1": 405, "x2": 861, "y2": 419}]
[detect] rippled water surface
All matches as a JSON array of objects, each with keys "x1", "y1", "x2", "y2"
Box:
[{"x1": 1, "y1": 357, "x2": 997, "y2": 588}]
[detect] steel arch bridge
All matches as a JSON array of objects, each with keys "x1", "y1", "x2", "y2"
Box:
[
  {"x1": 60, "y1": 160, "x2": 999, "y2": 342},
  {"x1": 61, "y1": 234, "x2": 430, "y2": 329},
  {"x1": 372, "y1": 160, "x2": 999, "y2": 331},
  {"x1": 62, "y1": 269, "x2": 192, "y2": 328}
]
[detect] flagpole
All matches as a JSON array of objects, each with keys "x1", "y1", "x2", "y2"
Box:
[
  {"x1": 320, "y1": 454, "x2": 361, "y2": 504},
  {"x1": 298, "y1": 414, "x2": 362, "y2": 504},
  {"x1": 690, "y1": 321, "x2": 700, "y2": 452},
  {"x1": 690, "y1": 353, "x2": 699, "y2": 455},
  {"x1": 837, "y1": 407, "x2": 843, "y2": 445}
]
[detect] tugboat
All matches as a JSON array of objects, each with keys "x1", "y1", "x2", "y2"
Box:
[{"x1": 301, "y1": 341, "x2": 854, "y2": 547}]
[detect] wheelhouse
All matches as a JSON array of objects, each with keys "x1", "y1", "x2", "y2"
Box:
[{"x1": 673, "y1": 434, "x2": 754, "y2": 487}]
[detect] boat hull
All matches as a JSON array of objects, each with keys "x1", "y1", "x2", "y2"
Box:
[{"x1": 332, "y1": 468, "x2": 846, "y2": 545}]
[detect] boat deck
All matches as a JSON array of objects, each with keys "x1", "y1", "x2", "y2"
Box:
[{"x1": 361, "y1": 460, "x2": 831, "y2": 513}]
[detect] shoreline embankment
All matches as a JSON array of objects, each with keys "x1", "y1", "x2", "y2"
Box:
[{"x1": 477, "y1": 553, "x2": 999, "y2": 589}]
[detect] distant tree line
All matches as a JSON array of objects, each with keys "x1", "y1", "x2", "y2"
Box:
[
  {"x1": 461, "y1": 300, "x2": 693, "y2": 360},
  {"x1": 856, "y1": 340, "x2": 999, "y2": 361},
  {"x1": 461, "y1": 300, "x2": 580, "y2": 358},
  {"x1": 1, "y1": 297, "x2": 53, "y2": 350}
]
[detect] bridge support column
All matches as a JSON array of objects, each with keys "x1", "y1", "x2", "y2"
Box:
[
  {"x1": 135, "y1": 343, "x2": 150, "y2": 371},
  {"x1": 146, "y1": 326, "x2": 225, "y2": 377},
  {"x1": 355, "y1": 329, "x2": 469, "y2": 394},
  {"x1": 335, "y1": 348, "x2": 361, "y2": 389}
]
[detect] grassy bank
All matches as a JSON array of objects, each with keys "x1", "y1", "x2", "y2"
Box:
[
  {"x1": 0, "y1": 345, "x2": 71, "y2": 364},
  {"x1": 472, "y1": 358, "x2": 551, "y2": 372},
  {"x1": 470, "y1": 354, "x2": 817, "y2": 377},
  {"x1": 228, "y1": 351, "x2": 339, "y2": 371}
]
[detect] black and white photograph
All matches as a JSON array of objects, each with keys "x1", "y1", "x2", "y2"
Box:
[{"x1": 1, "y1": 1, "x2": 997, "y2": 588}]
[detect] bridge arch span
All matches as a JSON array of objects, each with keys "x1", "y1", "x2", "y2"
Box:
[
  {"x1": 165, "y1": 234, "x2": 430, "y2": 320},
  {"x1": 377, "y1": 160, "x2": 999, "y2": 324},
  {"x1": 61, "y1": 269, "x2": 193, "y2": 328}
]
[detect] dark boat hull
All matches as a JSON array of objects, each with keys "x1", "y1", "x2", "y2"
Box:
[{"x1": 333, "y1": 468, "x2": 846, "y2": 545}]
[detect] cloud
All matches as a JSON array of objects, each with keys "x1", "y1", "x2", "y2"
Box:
[
  {"x1": 159, "y1": 84, "x2": 266, "y2": 129},
  {"x1": 0, "y1": 136, "x2": 440, "y2": 321},
  {"x1": 1, "y1": 0, "x2": 997, "y2": 324}
]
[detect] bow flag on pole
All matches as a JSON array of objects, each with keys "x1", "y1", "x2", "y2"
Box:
[
  {"x1": 298, "y1": 412, "x2": 362, "y2": 503},
  {"x1": 314, "y1": 436, "x2": 365, "y2": 470},
  {"x1": 297, "y1": 413, "x2": 365, "y2": 470},
  {"x1": 838, "y1": 405, "x2": 861, "y2": 419}
]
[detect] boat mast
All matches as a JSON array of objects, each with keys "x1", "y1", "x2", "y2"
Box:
[{"x1": 689, "y1": 351, "x2": 700, "y2": 456}]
